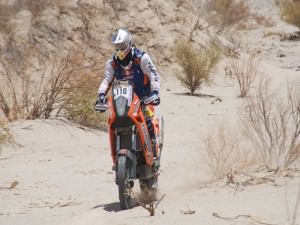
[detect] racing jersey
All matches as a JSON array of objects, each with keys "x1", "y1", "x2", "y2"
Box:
[{"x1": 98, "y1": 47, "x2": 160, "y2": 99}]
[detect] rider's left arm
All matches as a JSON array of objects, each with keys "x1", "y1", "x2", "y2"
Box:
[{"x1": 140, "y1": 53, "x2": 160, "y2": 94}]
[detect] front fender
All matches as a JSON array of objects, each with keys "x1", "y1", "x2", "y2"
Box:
[
  {"x1": 117, "y1": 149, "x2": 137, "y2": 180},
  {"x1": 118, "y1": 149, "x2": 137, "y2": 167}
]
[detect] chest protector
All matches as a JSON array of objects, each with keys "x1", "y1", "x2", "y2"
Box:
[{"x1": 112, "y1": 48, "x2": 151, "y2": 99}]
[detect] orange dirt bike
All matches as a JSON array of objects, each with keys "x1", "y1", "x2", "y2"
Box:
[{"x1": 96, "y1": 80, "x2": 164, "y2": 210}]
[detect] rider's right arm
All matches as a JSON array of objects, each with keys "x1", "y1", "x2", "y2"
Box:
[{"x1": 98, "y1": 58, "x2": 115, "y2": 95}]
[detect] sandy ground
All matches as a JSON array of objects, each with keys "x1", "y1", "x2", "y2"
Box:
[
  {"x1": 1, "y1": 55, "x2": 300, "y2": 225},
  {"x1": 1, "y1": 3, "x2": 300, "y2": 224}
]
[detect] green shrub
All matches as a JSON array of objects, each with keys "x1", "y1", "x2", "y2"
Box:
[
  {"x1": 0, "y1": 120, "x2": 13, "y2": 151},
  {"x1": 278, "y1": 0, "x2": 300, "y2": 28},
  {"x1": 174, "y1": 39, "x2": 221, "y2": 95}
]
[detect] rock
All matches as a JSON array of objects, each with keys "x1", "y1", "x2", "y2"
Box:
[
  {"x1": 277, "y1": 52, "x2": 286, "y2": 57},
  {"x1": 280, "y1": 31, "x2": 300, "y2": 41}
]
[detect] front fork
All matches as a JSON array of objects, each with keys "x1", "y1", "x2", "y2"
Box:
[{"x1": 115, "y1": 126, "x2": 138, "y2": 185}]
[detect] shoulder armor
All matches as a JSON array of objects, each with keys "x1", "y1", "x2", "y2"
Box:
[{"x1": 133, "y1": 47, "x2": 144, "y2": 65}]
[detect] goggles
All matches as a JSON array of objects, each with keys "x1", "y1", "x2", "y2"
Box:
[
  {"x1": 114, "y1": 42, "x2": 131, "y2": 60},
  {"x1": 114, "y1": 42, "x2": 128, "y2": 51}
]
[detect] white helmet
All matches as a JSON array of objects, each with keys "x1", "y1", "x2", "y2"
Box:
[{"x1": 111, "y1": 28, "x2": 133, "y2": 61}]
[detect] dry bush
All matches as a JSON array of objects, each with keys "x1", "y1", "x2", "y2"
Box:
[
  {"x1": 0, "y1": 49, "x2": 83, "y2": 120},
  {"x1": 174, "y1": 39, "x2": 221, "y2": 95},
  {"x1": 58, "y1": 70, "x2": 107, "y2": 128},
  {"x1": 277, "y1": 0, "x2": 300, "y2": 28},
  {"x1": 226, "y1": 53, "x2": 260, "y2": 97},
  {"x1": 0, "y1": 47, "x2": 106, "y2": 127},
  {"x1": 204, "y1": 0, "x2": 251, "y2": 30},
  {"x1": 203, "y1": 125, "x2": 253, "y2": 179},
  {"x1": 0, "y1": 120, "x2": 13, "y2": 151},
  {"x1": 242, "y1": 79, "x2": 300, "y2": 169}
]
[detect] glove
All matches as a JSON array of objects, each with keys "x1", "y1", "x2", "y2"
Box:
[
  {"x1": 98, "y1": 93, "x2": 106, "y2": 104},
  {"x1": 144, "y1": 90, "x2": 160, "y2": 106},
  {"x1": 94, "y1": 93, "x2": 108, "y2": 112}
]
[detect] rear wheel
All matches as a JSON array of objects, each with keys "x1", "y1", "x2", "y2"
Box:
[{"x1": 117, "y1": 156, "x2": 132, "y2": 210}]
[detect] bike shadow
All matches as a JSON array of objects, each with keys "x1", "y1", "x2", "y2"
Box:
[{"x1": 92, "y1": 201, "x2": 139, "y2": 212}]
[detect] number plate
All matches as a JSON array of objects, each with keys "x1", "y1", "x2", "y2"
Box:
[{"x1": 113, "y1": 82, "x2": 133, "y2": 105}]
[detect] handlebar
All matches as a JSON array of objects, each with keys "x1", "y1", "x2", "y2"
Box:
[{"x1": 94, "y1": 100, "x2": 108, "y2": 112}]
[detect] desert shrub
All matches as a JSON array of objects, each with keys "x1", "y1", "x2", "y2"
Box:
[
  {"x1": 58, "y1": 70, "x2": 107, "y2": 128},
  {"x1": 0, "y1": 48, "x2": 82, "y2": 120},
  {"x1": 277, "y1": 0, "x2": 300, "y2": 28},
  {"x1": 174, "y1": 39, "x2": 221, "y2": 95},
  {"x1": 0, "y1": 120, "x2": 13, "y2": 151},
  {"x1": 226, "y1": 53, "x2": 260, "y2": 97},
  {"x1": 0, "y1": 47, "x2": 106, "y2": 127},
  {"x1": 242, "y1": 79, "x2": 300, "y2": 169},
  {"x1": 203, "y1": 125, "x2": 253, "y2": 179},
  {"x1": 204, "y1": 0, "x2": 251, "y2": 29}
]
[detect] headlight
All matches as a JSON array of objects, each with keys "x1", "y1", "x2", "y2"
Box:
[{"x1": 115, "y1": 96, "x2": 127, "y2": 117}]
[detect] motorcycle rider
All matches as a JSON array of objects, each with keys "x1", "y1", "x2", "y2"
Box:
[{"x1": 95, "y1": 27, "x2": 161, "y2": 162}]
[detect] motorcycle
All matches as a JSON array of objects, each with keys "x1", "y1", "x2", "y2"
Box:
[{"x1": 97, "y1": 80, "x2": 164, "y2": 210}]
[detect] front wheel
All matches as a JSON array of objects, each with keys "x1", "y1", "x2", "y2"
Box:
[{"x1": 117, "y1": 156, "x2": 132, "y2": 210}]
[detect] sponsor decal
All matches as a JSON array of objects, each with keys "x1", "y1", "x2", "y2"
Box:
[{"x1": 147, "y1": 62, "x2": 158, "y2": 77}]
